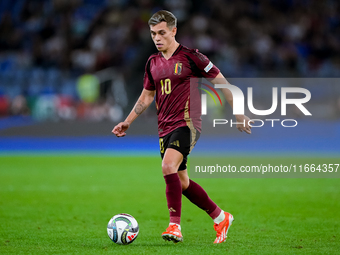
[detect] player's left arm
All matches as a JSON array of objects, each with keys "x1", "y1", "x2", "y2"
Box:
[{"x1": 210, "y1": 72, "x2": 253, "y2": 134}]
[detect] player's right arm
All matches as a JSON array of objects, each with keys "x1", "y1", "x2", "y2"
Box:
[{"x1": 112, "y1": 88, "x2": 155, "y2": 137}]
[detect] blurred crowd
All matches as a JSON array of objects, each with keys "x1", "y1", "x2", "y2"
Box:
[{"x1": 0, "y1": 0, "x2": 340, "y2": 121}]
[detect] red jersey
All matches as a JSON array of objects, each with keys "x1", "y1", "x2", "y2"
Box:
[{"x1": 143, "y1": 44, "x2": 220, "y2": 137}]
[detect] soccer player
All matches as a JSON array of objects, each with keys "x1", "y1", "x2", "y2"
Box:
[{"x1": 112, "y1": 10, "x2": 252, "y2": 244}]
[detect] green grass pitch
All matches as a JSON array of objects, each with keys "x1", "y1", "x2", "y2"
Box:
[{"x1": 0, "y1": 155, "x2": 339, "y2": 254}]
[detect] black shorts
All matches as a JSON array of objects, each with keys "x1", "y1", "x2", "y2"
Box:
[{"x1": 159, "y1": 126, "x2": 200, "y2": 171}]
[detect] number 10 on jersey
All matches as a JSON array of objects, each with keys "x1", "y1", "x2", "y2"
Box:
[{"x1": 160, "y1": 79, "x2": 171, "y2": 95}]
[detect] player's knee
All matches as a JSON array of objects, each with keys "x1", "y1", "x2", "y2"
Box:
[
  {"x1": 178, "y1": 173, "x2": 189, "y2": 190},
  {"x1": 162, "y1": 162, "x2": 177, "y2": 175},
  {"x1": 180, "y1": 177, "x2": 189, "y2": 191}
]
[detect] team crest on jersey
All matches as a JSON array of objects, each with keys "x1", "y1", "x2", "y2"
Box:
[{"x1": 174, "y1": 62, "x2": 182, "y2": 75}]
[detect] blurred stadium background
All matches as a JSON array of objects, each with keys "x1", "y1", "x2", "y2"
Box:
[
  {"x1": 0, "y1": 0, "x2": 339, "y2": 153},
  {"x1": 1, "y1": 1, "x2": 339, "y2": 254}
]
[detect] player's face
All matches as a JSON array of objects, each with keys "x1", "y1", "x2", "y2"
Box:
[{"x1": 150, "y1": 22, "x2": 177, "y2": 52}]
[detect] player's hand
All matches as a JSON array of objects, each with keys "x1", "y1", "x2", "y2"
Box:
[
  {"x1": 112, "y1": 121, "x2": 130, "y2": 137},
  {"x1": 235, "y1": 115, "x2": 254, "y2": 134}
]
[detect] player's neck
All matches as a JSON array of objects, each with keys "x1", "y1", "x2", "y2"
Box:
[{"x1": 162, "y1": 41, "x2": 180, "y2": 60}]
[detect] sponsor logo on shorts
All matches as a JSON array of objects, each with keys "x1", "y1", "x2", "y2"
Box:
[{"x1": 170, "y1": 140, "x2": 180, "y2": 147}]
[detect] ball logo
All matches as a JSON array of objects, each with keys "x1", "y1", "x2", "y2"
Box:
[{"x1": 128, "y1": 234, "x2": 137, "y2": 241}]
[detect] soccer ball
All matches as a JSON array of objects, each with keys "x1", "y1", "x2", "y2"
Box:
[{"x1": 107, "y1": 213, "x2": 139, "y2": 245}]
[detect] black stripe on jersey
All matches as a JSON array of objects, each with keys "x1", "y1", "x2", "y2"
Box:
[
  {"x1": 172, "y1": 44, "x2": 183, "y2": 57},
  {"x1": 185, "y1": 54, "x2": 202, "y2": 78},
  {"x1": 146, "y1": 57, "x2": 155, "y2": 86}
]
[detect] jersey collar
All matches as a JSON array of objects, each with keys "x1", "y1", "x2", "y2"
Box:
[
  {"x1": 159, "y1": 44, "x2": 182, "y2": 59},
  {"x1": 172, "y1": 44, "x2": 182, "y2": 56}
]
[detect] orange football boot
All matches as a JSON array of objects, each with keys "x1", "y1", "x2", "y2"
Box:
[
  {"x1": 162, "y1": 224, "x2": 183, "y2": 243},
  {"x1": 213, "y1": 212, "x2": 234, "y2": 244}
]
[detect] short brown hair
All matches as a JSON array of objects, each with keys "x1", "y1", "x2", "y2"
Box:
[{"x1": 148, "y1": 10, "x2": 177, "y2": 28}]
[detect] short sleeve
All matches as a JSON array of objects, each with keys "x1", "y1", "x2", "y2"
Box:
[
  {"x1": 143, "y1": 58, "x2": 155, "y2": 90},
  {"x1": 188, "y1": 49, "x2": 220, "y2": 78}
]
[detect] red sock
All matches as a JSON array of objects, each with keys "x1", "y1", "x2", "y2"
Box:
[
  {"x1": 164, "y1": 173, "x2": 182, "y2": 225},
  {"x1": 182, "y1": 179, "x2": 221, "y2": 219}
]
